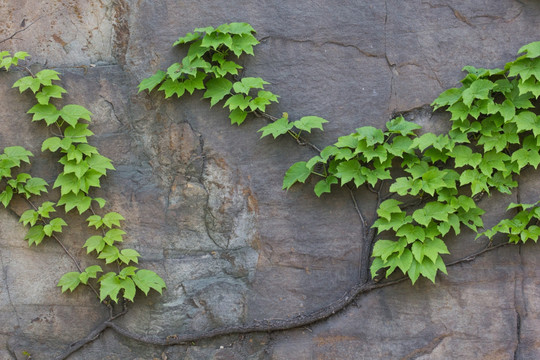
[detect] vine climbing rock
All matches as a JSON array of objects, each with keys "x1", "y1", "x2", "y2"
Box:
[{"x1": 1, "y1": 1, "x2": 540, "y2": 359}]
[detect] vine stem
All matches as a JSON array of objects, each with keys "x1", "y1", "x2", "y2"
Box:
[{"x1": 55, "y1": 240, "x2": 513, "y2": 359}]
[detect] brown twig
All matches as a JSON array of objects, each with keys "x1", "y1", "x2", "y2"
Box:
[{"x1": 0, "y1": 17, "x2": 41, "y2": 44}]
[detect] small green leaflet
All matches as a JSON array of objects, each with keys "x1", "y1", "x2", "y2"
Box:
[
  {"x1": 232, "y1": 77, "x2": 269, "y2": 94},
  {"x1": 517, "y1": 41, "x2": 540, "y2": 59},
  {"x1": 60, "y1": 104, "x2": 93, "y2": 127},
  {"x1": 385, "y1": 116, "x2": 421, "y2": 135},
  {"x1": 230, "y1": 34, "x2": 259, "y2": 56},
  {"x1": 282, "y1": 161, "x2": 312, "y2": 190},
  {"x1": 173, "y1": 32, "x2": 202, "y2": 46},
  {"x1": 35, "y1": 85, "x2": 67, "y2": 105},
  {"x1": 25, "y1": 225, "x2": 46, "y2": 246},
  {"x1": 335, "y1": 159, "x2": 365, "y2": 187},
  {"x1": 258, "y1": 116, "x2": 293, "y2": 139},
  {"x1": 377, "y1": 199, "x2": 403, "y2": 221},
  {"x1": 203, "y1": 78, "x2": 232, "y2": 106},
  {"x1": 132, "y1": 269, "x2": 166, "y2": 296},
  {"x1": 229, "y1": 108, "x2": 248, "y2": 125},
  {"x1": 138, "y1": 70, "x2": 167, "y2": 93},
  {"x1": 314, "y1": 176, "x2": 338, "y2": 197},
  {"x1": 292, "y1": 116, "x2": 328, "y2": 133},
  {"x1": 27, "y1": 104, "x2": 61, "y2": 125}
]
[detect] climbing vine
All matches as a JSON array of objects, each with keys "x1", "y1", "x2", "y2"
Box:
[
  {"x1": 140, "y1": 23, "x2": 540, "y2": 285},
  {"x1": 0, "y1": 51, "x2": 165, "y2": 305}
]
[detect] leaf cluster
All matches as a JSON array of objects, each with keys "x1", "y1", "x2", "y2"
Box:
[
  {"x1": 1, "y1": 59, "x2": 166, "y2": 303},
  {"x1": 138, "y1": 22, "x2": 279, "y2": 125},
  {"x1": 0, "y1": 51, "x2": 29, "y2": 71}
]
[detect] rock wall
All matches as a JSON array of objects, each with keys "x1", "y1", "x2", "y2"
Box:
[{"x1": 1, "y1": 0, "x2": 540, "y2": 359}]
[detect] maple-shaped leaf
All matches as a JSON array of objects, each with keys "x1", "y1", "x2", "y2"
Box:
[
  {"x1": 335, "y1": 159, "x2": 365, "y2": 187},
  {"x1": 138, "y1": 70, "x2": 166, "y2": 93},
  {"x1": 57, "y1": 272, "x2": 82, "y2": 293},
  {"x1": 27, "y1": 104, "x2": 61, "y2": 125},
  {"x1": 377, "y1": 199, "x2": 403, "y2": 221},
  {"x1": 232, "y1": 77, "x2": 268, "y2": 94},
  {"x1": 98, "y1": 272, "x2": 122, "y2": 302},
  {"x1": 118, "y1": 249, "x2": 141, "y2": 265},
  {"x1": 258, "y1": 116, "x2": 293, "y2": 139},
  {"x1": 203, "y1": 78, "x2": 232, "y2": 106},
  {"x1": 35, "y1": 69, "x2": 61, "y2": 86},
  {"x1": 517, "y1": 41, "x2": 540, "y2": 59},
  {"x1": 102, "y1": 212, "x2": 125, "y2": 228},
  {"x1": 60, "y1": 104, "x2": 93, "y2": 127},
  {"x1": 229, "y1": 33, "x2": 259, "y2": 56},
  {"x1": 35, "y1": 85, "x2": 67, "y2": 105},
  {"x1": 292, "y1": 116, "x2": 328, "y2": 133},
  {"x1": 385, "y1": 116, "x2": 422, "y2": 135},
  {"x1": 158, "y1": 78, "x2": 185, "y2": 98},
  {"x1": 508, "y1": 58, "x2": 540, "y2": 82},
  {"x1": 173, "y1": 32, "x2": 202, "y2": 46},
  {"x1": 282, "y1": 161, "x2": 312, "y2": 190},
  {"x1": 224, "y1": 94, "x2": 252, "y2": 111},
  {"x1": 132, "y1": 269, "x2": 166, "y2": 296},
  {"x1": 12, "y1": 76, "x2": 42, "y2": 93},
  {"x1": 431, "y1": 88, "x2": 462, "y2": 110},
  {"x1": 314, "y1": 176, "x2": 338, "y2": 197},
  {"x1": 229, "y1": 108, "x2": 248, "y2": 125}
]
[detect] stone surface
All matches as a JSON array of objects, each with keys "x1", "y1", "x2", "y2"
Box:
[{"x1": 0, "y1": 0, "x2": 540, "y2": 359}]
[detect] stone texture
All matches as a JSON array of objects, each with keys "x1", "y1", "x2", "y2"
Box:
[{"x1": 0, "y1": 0, "x2": 540, "y2": 359}]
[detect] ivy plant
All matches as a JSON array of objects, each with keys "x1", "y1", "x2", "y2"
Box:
[
  {"x1": 1, "y1": 53, "x2": 166, "y2": 304},
  {"x1": 140, "y1": 23, "x2": 540, "y2": 285}
]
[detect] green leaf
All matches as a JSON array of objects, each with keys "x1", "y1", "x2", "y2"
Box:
[
  {"x1": 355, "y1": 126, "x2": 385, "y2": 147},
  {"x1": 517, "y1": 41, "x2": 540, "y2": 59},
  {"x1": 230, "y1": 33, "x2": 259, "y2": 56},
  {"x1": 450, "y1": 145, "x2": 482, "y2": 168},
  {"x1": 25, "y1": 225, "x2": 46, "y2": 246},
  {"x1": 102, "y1": 212, "x2": 125, "y2": 228},
  {"x1": 173, "y1": 32, "x2": 202, "y2": 46},
  {"x1": 314, "y1": 176, "x2": 338, "y2": 197},
  {"x1": 23, "y1": 177, "x2": 48, "y2": 197},
  {"x1": 0, "y1": 187, "x2": 13, "y2": 208},
  {"x1": 97, "y1": 245, "x2": 120, "y2": 264},
  {"x1": 385, "y1": 116, "x2": 421, "y2": 135},
  {"x1": 203, "y1": 78, "x2": 232, "y2": 106},
  {"x1": 84, "y1": 235, "x2": 106, "y2": 254},
  {"x1": 27, "y1": 103, "x2": 61, "y2": 125},
  {"x1": 64, "y1": 123, "x2": 94, "y2": 143},
  {"x1": 461, "y1": 79, "x2": 495, "y2": 107},
  {"x1": 103, "y1": 228, "x2": 126, "y2": 245},
  {"x1": 508, "y1": 58, "x2": 540, "y2": 82},
  {"x1": 57, "y1": 192, "x2": 93, "y2": 214},
  {"x1": 292, "y1": 116, "x2": 328, "y2": 133},
  {"x1": 19, "y1": 210, "x2": 39, "y2": 226},
  {"x1": 138, "y1": 70, "x2": 167, "y2": 93},
  {"x1": 13, "y1": 76, "x2": 42, "y2": 93},
  {"x1": 377, "y1": 199, "x2": 403, "y2": 221},
  {"x1": 93, "y1": 197, "x2": 107, "y2": 208},
  {"x1": 35, "y1": 69, "x2": 60, "y2": 86},
  {"x1": 396, "y1": 224, "x2": 425, "y2": 243},
  {"x1": 201, "y1": 31, "x2": 232, "y2": 50},
  {"x1": 158, "y1": 78, "x2": 185, "y2": 98},
  {"x1": 79, "y1": 265, "x2": 103, "y2": 284},
  {"x1": 224, "y1": 94, "x2": 252, "y2": 111},
  {"x1": 335, "y1": 159, "x2": 365, "y2": 187},
  {"x1": 57, "y1": 272, "x2": 81, "y2": 293},
  {"x1": 258, "y1": 116, "x2": 293, "y2": 139},
  {"x1": 282, "y1": 161, "x2": 312, "y2": 190},
  {"x1": 87, "y1": 154, "x2": 115, "y2": 175},
  {"x1": 232, "y1": 77, "x2": 269, "y2": 94},
  {"x1": 41, "y1": 137, "x2": 64, "y2": 152},
  {"x1": 132, "y1": 269, "x2": 166, "y2": 296},
  {"x1": 59, "y1": 104, "x2": 92, "y2": 127},
  {"x1": 35, "y1": 85, "x2": 67, "y2": 105},
  {"x1": 431, "y1": 88, "x2": 462, "y2": 110},
  {"x1": 118, "y1": 249, "x2": 141, "y2": 265},
  {"x1": 229, "y1": 108, "x2": 248, "y2": 125},
  {"x1": 98, "y1": 272, "x2": 122, "y2": 302},
  {"x1": 3, "y1": 146, "x2": 33, "y2": 166}
]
